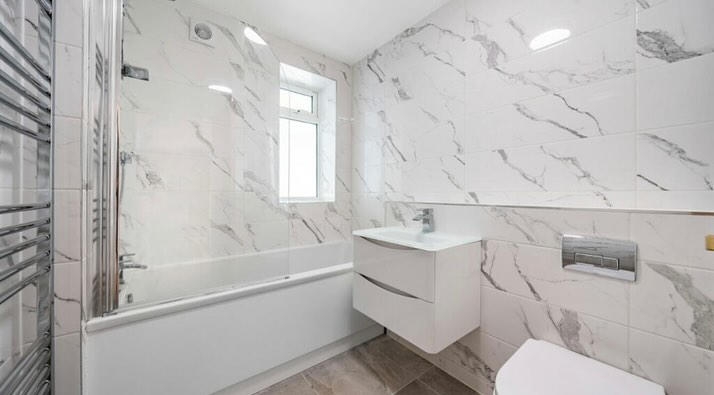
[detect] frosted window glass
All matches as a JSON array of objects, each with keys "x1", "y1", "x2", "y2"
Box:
[{"x1": 279, "y1": 118, "x2": 318, "y2": 199}]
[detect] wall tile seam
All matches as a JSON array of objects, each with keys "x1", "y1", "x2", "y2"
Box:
[
  {"x1": 485, "y1": 283, "x2": 713, "y2": 355},
  {"x1": 459, "y1": 131, "x2": 638, "y2": 156},
  {"x1": 482, "y1": 238, "x2": 714, "y2": 273},
  {"x1": 481, "y1": 285, "x2": 630, "y2": 330},
  {"x1": 629, "y1": 327, "x2": 714, "y2": 355},
  {"x1": 635, "y1": 258, "x2": 714, "y2": 273},
  {"x1": 634, "y1": 118, "x2": 714, "y2": 134}
]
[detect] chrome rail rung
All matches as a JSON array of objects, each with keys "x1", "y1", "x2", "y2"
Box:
[
  {"x1": 0, "y1": 68, "x2": 50, "y2": 112},
  {"x1": 35, "y1": 0, "x2": 52, "y2": 16},
  {"x1": 0, "y1": 234, "x2": 51, "y2": 261},
  {"x1": 0, "y1": 332, "x2": 50, "y2": 395},
  {"x1": 0, "y1": 203, "x2": 51, "y2": 215},
  {"x1": 0, "y1": 114, "x2": 51, "y2": 143},
  {"x1": 0, "y1": 218, "x2": 51, "y2": 238},
  {"x1": 34, "y1": 381, "x2": 50, "y2": 395},
  {"x1": 0, "y1": 266, "x2": 50, "y2": 305},
  {"x1": 0, "y1": 251, "x2": 50, "y2": 283},
  {"x1": 13, "y1": 362, "x2": 50, "y2": 395},
  {"x1": 0, "y1": 91, "x2": 50, "y2": 127},
  {"x1": 0, "y1": 45, "x2": 51, "y2": 95},
  {"x1": 0, "y1": 23, "x2": 51, "y2": 82}
]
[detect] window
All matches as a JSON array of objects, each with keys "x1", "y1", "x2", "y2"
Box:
[
  {"x1": 279, "y1": 86, "x2": 319, "y2": 200},
  {"x1": 279, "y1": 63, "x2": 336, "y2": 203}
]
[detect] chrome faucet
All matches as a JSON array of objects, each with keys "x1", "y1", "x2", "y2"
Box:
[{"x1": 412, "y1": 208, "x2": 434, "y2": 232}]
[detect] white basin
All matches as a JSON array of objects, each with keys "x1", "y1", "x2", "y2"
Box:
[{"x1": 352, "y1": 227, "x2": 481, "y2": 252}]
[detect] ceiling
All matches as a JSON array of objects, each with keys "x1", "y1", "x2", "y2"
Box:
[{"x1": 193, "y1": 0, "x2": 451, "y2": 65}]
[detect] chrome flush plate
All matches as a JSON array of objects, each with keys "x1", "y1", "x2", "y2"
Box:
[{"x1": 561, "y1": 234, "x2": 637, "y2": 281}]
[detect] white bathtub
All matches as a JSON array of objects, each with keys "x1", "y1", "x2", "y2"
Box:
[
  {"x1": 84, "y1": 242, "x2": 380, "y2": 395},
  {"x1": 119, "y1": 241, "x2": 354, "y2": 307}
]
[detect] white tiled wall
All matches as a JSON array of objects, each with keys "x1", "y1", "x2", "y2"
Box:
[
  {"x1": 120, "y1": 0, "x2": 353, "y2": 272},
  {"x1": 53, "y1": 0, "x2": 83, "y2": 394},
  {"x1": 351, "y1": 0, "x2": 714, "y2": 212},
  {"x1": 385, "y1": 203, "x2": 714, "y2": 395},
  {"x1": 352, "y1": 3, "x2": 714, "y2": 391}
]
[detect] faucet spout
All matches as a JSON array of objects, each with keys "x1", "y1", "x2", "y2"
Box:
[{"x1": 412, "y1": 208, "x2": 434, "y2": 232}]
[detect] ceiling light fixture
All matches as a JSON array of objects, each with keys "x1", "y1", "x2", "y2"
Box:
[
  {"x1": 208, "y1": 85, "x2": 233, "y2": 94},
  {"x1": 529, "y1": 28, "x2": 571, "y2": 51}
]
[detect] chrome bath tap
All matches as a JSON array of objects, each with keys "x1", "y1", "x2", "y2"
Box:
[{"x1": 412, "y1": 208, "x2": 434, "y2": 232}]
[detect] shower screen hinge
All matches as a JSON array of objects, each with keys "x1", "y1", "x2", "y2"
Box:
[{"x1": 122, "y1": 64, "x2": 150, "y2": 81}]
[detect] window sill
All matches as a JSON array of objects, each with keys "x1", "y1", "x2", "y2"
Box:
[{"x1": 280, "y1": 198, "x2": 336, "y2": 204}]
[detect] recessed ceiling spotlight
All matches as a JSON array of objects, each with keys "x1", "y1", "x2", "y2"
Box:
[
  {"x1": 529, "y1": 28, "x2": 571, "y2": 51},
  {"x1": 208, "y1": 85, "x2": 233, "y2": 94},
  {"x1": 244, "y1": 26, "x2": 267, "y2": 46}
]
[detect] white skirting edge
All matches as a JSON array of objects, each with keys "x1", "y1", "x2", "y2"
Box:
[
  {"x1": 212, "y1": 324, "x2": 384, "y2": 395},
  {"x1": 85, "y1": 263, "x2": 354, "y2": 333}
]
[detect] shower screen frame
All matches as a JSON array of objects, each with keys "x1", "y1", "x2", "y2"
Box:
[{"x1": 83, "y1": 0, "x2": 123, "y2": 318}]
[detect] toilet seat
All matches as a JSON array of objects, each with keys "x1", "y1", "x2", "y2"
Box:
[{"x1": 494, "y1": 339, "x2": 664, "y2": 395}]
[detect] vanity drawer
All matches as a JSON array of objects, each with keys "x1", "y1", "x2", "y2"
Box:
[
  {"x1": 353, "y1": 273, "x2": 437, "y2": 352},
  {"x1": 353, "y1": 236, "x2": 435, "y2": 302}
]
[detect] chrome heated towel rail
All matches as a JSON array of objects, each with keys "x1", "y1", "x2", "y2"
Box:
[{"x1": 0, "y1": 0, "x2": 54, "y2": 394}]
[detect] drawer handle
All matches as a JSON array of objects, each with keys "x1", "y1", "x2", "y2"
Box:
[
  {"x1": 359, "y1": 237, "x2": 417, "y2": 250},
  {"x1": 359, "y1": 274, "x2": 419, "y2": 299}
]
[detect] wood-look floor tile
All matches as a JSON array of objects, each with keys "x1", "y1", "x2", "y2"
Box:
[
  {"x1": 418, "y1": 367, "x2": 478, "y2": 395},
  {"x1": 255, "y1": 373, "x2": 316, "y2": 395},
  {"x1": 303, "y1": 351, "x2": 391, "y2": 395},
  {"x1": 394, "y1": 380, "x2": 439, "y2": 395},
  {"x1": 351, "y1": 337, "x2": 431, "y2": 392}
]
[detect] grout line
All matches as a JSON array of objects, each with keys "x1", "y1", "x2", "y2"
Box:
[
  {"x1": 299, "y1": 372, "x2": 319, "y2": 395},
  {"x1": 414, "y1": 378, "x2": 441, "y2": 395},
  {"x1": 390, "y1": 366, "x2": 436, "y2": 395}
]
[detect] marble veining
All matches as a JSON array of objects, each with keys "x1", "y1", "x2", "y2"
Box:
[
  {"x1": 647, "y1": 263, "x2": 714, "y2": 351},
  {"x1": 637, "y1": 30, "x2": 702, "y2": 64}
]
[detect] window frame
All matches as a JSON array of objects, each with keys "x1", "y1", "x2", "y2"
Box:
[{"x1": 279, "y1": 83, "x2": 323, "y2": 203}]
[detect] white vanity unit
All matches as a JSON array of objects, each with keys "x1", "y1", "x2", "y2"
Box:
[{"x1": 352, "y1": 227, "x2": 481, "y2": 354}]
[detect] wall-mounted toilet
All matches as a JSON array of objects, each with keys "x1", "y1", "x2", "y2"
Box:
[{"x1": 494, "y1": 339, "x2": 665, "y2": 395}]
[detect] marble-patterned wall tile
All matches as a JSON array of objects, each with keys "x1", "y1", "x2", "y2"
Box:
[
  {"x1": 465, "y1": 133, "x2": 636, "y2": 198},
  {"x1": 351, "y1": 193, "x2": 385, "y2": 231},
  {"x1": 289, "y1": 202, "x2": 351, "y2": 245},
  {"x1": 630, "y1": 213, "x2": 714, "y2": 270},
  {"x1": 630, "y1": 262, "x2": 714, "y2": 350},
  {"x1": 53, "y1": 262, "x2": 81, "y2": 336},
  {"x1": 465, "y1": 0, "x2": 635, "y2": 72},
  {"x1": 54, "y1": 190, "x2": 81, "y2": 263},
  {"x1": 629, "y1": 329, "x2": 714, "y2": 395},
  {"x1": 476, "y1": 205, "x2": 630, "y2": 249},
  {"x1": 636, "y1": 53, "x2": 714, "y2": 131},
  {"x1": 385, "y1": 155, "x2": 466, "y2": 203},
  {"x1": 382, "y1": 0, "x2": 467, "y2": 165},
  {"x1": 637, "y1": 191, "x2": 714, "y2": 212},
  {"x1": 481, "y1": 286, "x2": 630, "y2": 370},
  {"x1": 481, "y1": 240, "x2": 629, "y2": 324},
  {"x1": 465, "y1": 74, "x2": 635, "y2": 152},
  {"x1": 55, "y1": 0, "x2": 82, "y2": 47},
  {"x1": 53, "y1": 332, "x2": 81, "y2": 395},
  {"x1": 54, "y1": 43, "x2": 83, "y2": 118},
  {"x1": 636, "y1": 121, "x2": 713, "y2": 193},
  {"x1": 54, "y1": 116, "x2": 82, "y2": 190},
  {"x1": 636, "y1": 0, "x2": 714, "y2": 71},
  {"x1": 466, "y1": 16, "x2": 635, "y2": 115}
]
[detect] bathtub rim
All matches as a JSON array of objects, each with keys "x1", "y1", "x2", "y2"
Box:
[{"x1": 85, "y1": 262, "x2": 354, "y2": 333}]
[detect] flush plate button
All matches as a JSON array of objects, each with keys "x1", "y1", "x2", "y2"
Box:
[{"x1": 562, "y1": 235, "x2": 636, "y2": 281}]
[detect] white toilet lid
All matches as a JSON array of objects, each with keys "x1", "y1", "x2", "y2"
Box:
[{"x1": 495, "y1": 339, "x2": 664, "y2": 395}]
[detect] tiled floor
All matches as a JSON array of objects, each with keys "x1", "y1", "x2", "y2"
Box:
[{"x1": 255, "y1": 335, "x2": 480, "y2": 395}]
